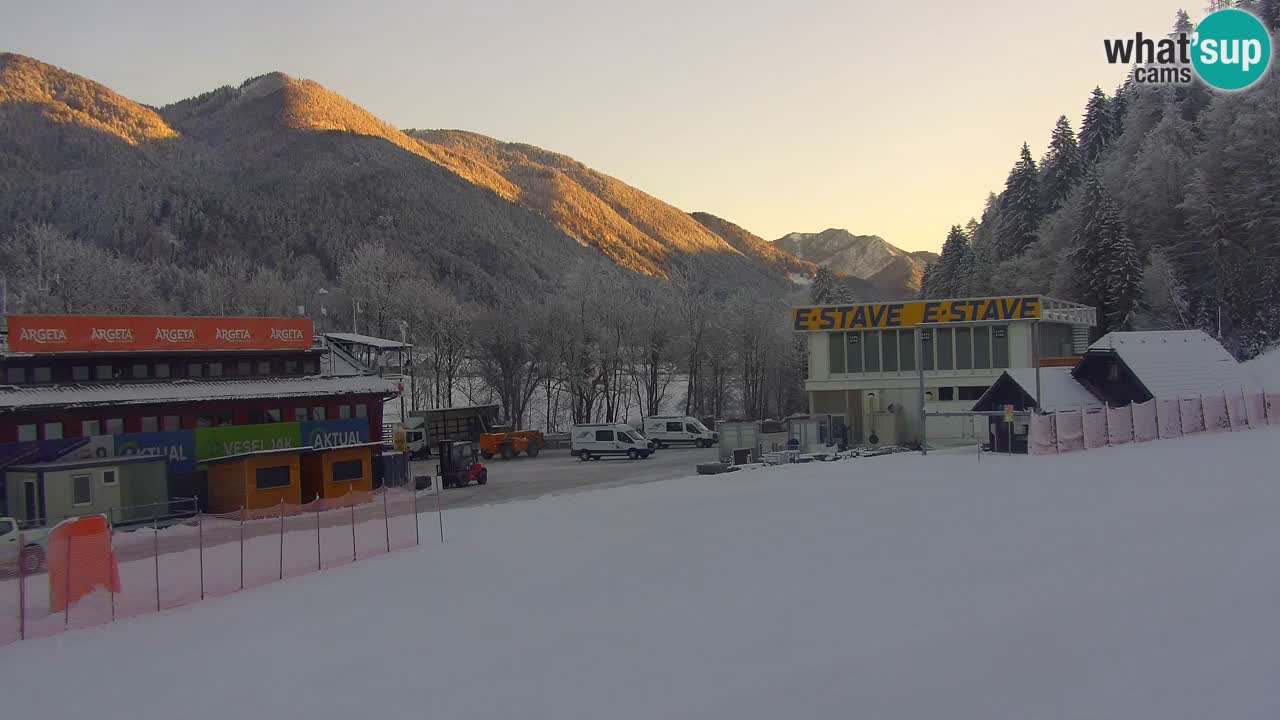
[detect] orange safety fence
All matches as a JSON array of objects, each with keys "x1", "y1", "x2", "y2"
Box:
[{"x1": 0, "y1": 486, "x2": 424, "y2": 648}]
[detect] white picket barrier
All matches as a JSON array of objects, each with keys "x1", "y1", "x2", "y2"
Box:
[
  {"x1": 1107, "y1": 404, "x2": 1134, "y2": 445},
  {"x1": 1156, "y1": 398, "x2": 1183, "y2": 439},
  {"x1": 1029, "y1": 412, "x2": 1058, "y2": 455},
  {"x1": 1132, "y1": 400, "x2": 1158, "y2": 443},
  {"x1": 1180, "y1": 397, "x2": 1205, "y2": 434},
  {"x1": 1202, "y1": 395, "x2": 1231, "y2": 433},
  {"x1": 1083, "y1": 407, "x2": 1108, "y2": 449}
]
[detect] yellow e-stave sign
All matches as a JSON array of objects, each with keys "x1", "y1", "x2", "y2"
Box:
[{"x1": 792, "y1": 296, "x2": 1041, "y2": 332}]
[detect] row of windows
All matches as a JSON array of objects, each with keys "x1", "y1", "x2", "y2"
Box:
[
  {"x1": 829, "y1": 326, "x2": 1011, "y2": 375},
  {"x1": 4, "y1": 357, "x2": 320, "y2": 386},
  {"x1": 15, "y1": 404, "x2": 369, "y2": 442},
  {"x1": 926, "y1": 386, "x2": 990, "y2": 402},
  {"x1": 253, "y1": 459, "x2": 363, "y2": 490}
]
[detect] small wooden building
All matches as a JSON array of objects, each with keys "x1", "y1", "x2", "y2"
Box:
[
  {"x1": 971, "y1": 368, "x2": 1102, "y2": 453},
  {"x1": 300, "y1": 444, "x2": 375, "y2": 502},
  {"x1": 204, "y1": 447, "x2": 303, "y2": 513}
]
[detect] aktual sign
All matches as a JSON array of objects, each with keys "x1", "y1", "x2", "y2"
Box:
[
  {"x1": 793, "y1": 296, "x2": 1042, "y2": 333},
  {"x1": 302, "y1": 419, "x2": 369, "y2": 450},
  {"x1": 117, "y1": 431, "x2": 196, "y2": 474},
  {"x1": 7, "y1": 315, "x2": 313, "y2": 354}
]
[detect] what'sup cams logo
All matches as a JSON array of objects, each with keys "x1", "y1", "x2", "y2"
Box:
[{"x1": 1105, "y1": 9, "x2": 1272, "y2": 91}]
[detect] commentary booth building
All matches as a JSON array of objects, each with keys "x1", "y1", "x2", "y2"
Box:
[{"x1": 794, "y1": 295, "x2": 1097, "y2": 447}]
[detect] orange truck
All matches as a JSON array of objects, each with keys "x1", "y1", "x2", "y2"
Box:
[{"x1": 479, "y1": 430, "x2": 545, "y2": 460}]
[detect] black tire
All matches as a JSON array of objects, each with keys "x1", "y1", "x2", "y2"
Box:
[
  {"x1": 21, "y1": 544, "x2": 45, "y2": 573},
  {"x1": 694, "y1": 439, "x2": 705, "y2": 449},
  {"x1": 500, "y1": 443, "x2": 515, "y2": 460},
  {"x1": 641, "y1": 451, "x2": 652, "y2": 459},
  {"x1": 477, "y1": 470, "x2": 488, "y2": 486},
  {"x1": 526, "y1": 444, "x2": 541, "y2": 458},
  {"x1": 481, "y1": 452, "x2": 494, "y2": 460},
  {"x1": 578, "y1": 450, "x2": 591, "y2": 461},
  {"x1": 627, "y1": 449, "x2": 640, "y2": 460}
]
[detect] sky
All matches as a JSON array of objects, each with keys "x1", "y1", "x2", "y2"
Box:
[{"x1": 1, "y1": 0, "x2": 1187, "y2": 252}]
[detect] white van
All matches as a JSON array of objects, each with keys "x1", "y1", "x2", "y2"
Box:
[
  {"x1": 571, "y1": 424, "x2": 653, "y2": 461},
  {"x1": 642, "y1": 416, "x2": 718, "y2": 448}
]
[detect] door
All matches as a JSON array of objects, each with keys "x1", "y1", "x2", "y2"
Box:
[
  {"x1": 24, "y1": 481, "x2": 38, "y2": 522},
  {"x1": 830, "y1": 415, "x2": 848, "y2": 448}
]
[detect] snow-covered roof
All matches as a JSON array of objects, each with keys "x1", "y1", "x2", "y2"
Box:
[
  {"x1": 324, "y1": 333, "x2": 411, "y2": 350},
  {"x1": 997, "y1": 367, "x2": 1103, "y2": 411},
  {"x1": 1243, "y1": 345, "x2": 1280, "y2": 390},
  {"x1": 1086, "y1": 330, "x2": 1260, "y2": 398},
  {"x1": 0, "y1": 374, "x2": 400, "y2": 411}
]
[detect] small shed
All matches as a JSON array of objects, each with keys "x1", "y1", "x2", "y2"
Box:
[
  {"x1": 300, "y1": 443, "x2": 376, "y2": 501},
  {"x1": 204, "y1": 447, "x2": 306, "y2": 513},
  {"x1": 1073, "y1": 330, "x2": 1259, "y2": 405},
  {"x1": 4, "y1": 455, "x2": 168, "y2": 525},
  {"x1": 971, "y1": 367, "x2": 1102, "y2": 453}
]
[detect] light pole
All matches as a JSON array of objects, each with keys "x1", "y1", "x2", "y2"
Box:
[{"x1": 315, "y1": 288, "x2": 329, "y2": 333}]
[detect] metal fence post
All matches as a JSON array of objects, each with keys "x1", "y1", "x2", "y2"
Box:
[
  {"x1": 64, "y1": 528, "x2": 73, "y2": 628},
  {"x1": 315, "y1": 497, "x2": 322, "y2": 572},
  {"x1": 278, "y1": 500, "x2": 285, "y2": 581},
  {"x1": 197, "y1": 512, "x2": 205, "y2": 601},
  {"x1": 17, "y1": 530, "x2": 25, "y2": 641},
  {"x1": 350, "y1": 498, "x2": 357, "y2": 562},
  {"x1": 436, "y1": 474, "x2": 444, "y2": 543},
  {"x1": 239, "y1": 507, "x2": 245, "y2": 591},
  {"x1": 153, "y1": 514, "x2": 161, "y2": 612},
  {"x1": 413, "y1": 483, "x2": 420, "y2": 547},
  {"x1": 382, "y1": 488, "x2": 390, "y2": 553}
]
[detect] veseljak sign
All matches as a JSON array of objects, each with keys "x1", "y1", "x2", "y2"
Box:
[{"x1": 7, "y1": 315, "x2": 313, "y2": 354}]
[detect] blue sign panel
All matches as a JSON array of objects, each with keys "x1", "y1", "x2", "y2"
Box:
[
  {"x1": 115, "y1": 432, "x2": 197, "y2": 474},
  {"x1": 302, "y1": 419, "x2": 369, "y2": 450}
]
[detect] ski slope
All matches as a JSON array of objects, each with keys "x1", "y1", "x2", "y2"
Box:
[{"x1": 4, "y1": 429, "x2": 1280, "y2": 719}]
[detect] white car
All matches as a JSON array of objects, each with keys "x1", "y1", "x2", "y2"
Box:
[
  {"x1": 570, "y1": 424, "x2": 653, "y2": 461},
  {"x1": 642, "y1": 416, "x2": 719, "y2": 449},
  {"x1": 0, "y1": 517, "x2": 49, "y2": 573}
]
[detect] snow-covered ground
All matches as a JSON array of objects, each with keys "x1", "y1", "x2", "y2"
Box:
[{"x1": 4, "y1": 429, "x2": 1280, "y2": 719}]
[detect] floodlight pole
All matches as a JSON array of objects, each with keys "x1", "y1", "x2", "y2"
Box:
[{"x1": 916, "y1": 328, "x2": 927, "y2": 456}]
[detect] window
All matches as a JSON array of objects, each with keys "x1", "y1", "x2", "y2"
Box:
[
  {"x1": 992, "y1": 326, "x2": 1009, "y2": 368},
  {"x1": 618, "y1": 432, "x2": 636, "y2": 445},
  {"x1": 207, "y1": 362, "x2": 223, "y2": 378},
  {"x1": 898, "y1": 331, "x2": 916, "y2": 372},
  {"x1": 18, "y1": 425, "x2": 37, "y2": 442},
  {"x1": 102, "y1": 470, "x2": 117, "y2": 486},
  {"x1": 0, "y1": 519, "x2": 13, "y2": 535},
  {"x1": 294, "y1": 408, "x2": 308, "y2": 422},
  {"x1": 974, "y1": 327, "x2": 991, "y2": 369},
  {"x1": 258, "y1": 361, "x2": 272, "y2": 375},
  {"x1": 215, "y1": 414, "x2": 233, "y2": 428},
  {"x1": 237, "y1": 361, "x2": 251, "y2": 376},
  {"x1": 155, "y1": 363, "x2": 171, "y2": 379},
  {"x1": 82, "y1": 419, "x2": 101, "y2": 436},
  {"x1": 266, "y1": 408, "x2": 283, "y2": 423},
  {"x1": 5, "y1": 367, "x2": 26, "y2": 384},
  {"x1": 959, "y1": 386, "x2": 987, "y2": 401},
  {"x1": 95, "y1": 364, "x2": 113, "y2": 380},
  {"x1": 132, "y1": 364, "x2": 149, "y2": 379},
  {"x1": 921, "y1": 330, "x2": 934, "y2": 371},
  {"x1": 197, "y1": 416, "x2": 214, "y2": 429},
  {"x1": 187, "y1": 363, "x2": 203, "y2": 378},
  {"x1": 355, "y1": 404, "x2": 367, "y2": 419},
  {"x1": 936, "y1": 328, "x2": 954, "y2": 371},
  {"x1": 1107, "y1": 362, "x2": 1121, "y2": 382},
  {"x1": 43, "y1": 422, "x2": 63, "y2": 440},
  {"x1": 305, "y1": 359, "x2": 319, "y2": 374},
  {"x1": 938, "y1": 387, "x2": 955, "y2": 401},
  {"x1": 595, "y1": 430, "x2": 614, "y2": 442},
  {"x1": 73, "y1": 366, "x2": 90, "y2": 381},
  {"x1": 255, "y1": 465, "x2": 292, "y2": 490},
  {"x1": 685, "y1": 423, "x2": 699, "y2": 433},
  {"x1": 285, "y1": 359, "x2": 299, "y2": 374},
  {"x1": 72, "y1": 474, "x2": 92, "y2": 505},
  {"x1": 33, "y1": 367, "x2": 52, "y2": 383},
  {"x1": 846, "y1": 333, "x2": 863, "y2": 373},
  {"x1": 882, "y1": 330, "x2": 899, "y2": 372},
  {"x1": 141, "y1": 416, "x2": 159, "y2": 433},
  {"x1": 163, "y1": 416, "x2": 181, "y2": 432},
  {"x1": 956, "y1": 327, "x2": 973, "y2": 370},
  {"x1": 864, "y1": 331, "x2": 881, "y2": 372},
  {"x1": 338, "y1": 405, "x2": 352, "y2": 419},
  {"x1": 828, "y1": 332, "x2": 845, "y2": 375},
  {"x1": 667, "y1": 422, "x2": 683, "y2": 432},
  {"x1": 311, "y1": 407, "x2": 326, "y2": 421},
  {"x1": 332, "y1": 459, "x2": 363, "y2": 483},
  {"x1": 105, "y1": 418, "x2": 124, "y2": 435}
]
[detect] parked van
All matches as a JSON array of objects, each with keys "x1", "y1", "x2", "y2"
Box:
[
  {"x1": 570, "y1": 424, "x2": 653, "y2": 461},
  {"x1": 642, "y1": 416, "x2": 718, "y2": 448}
]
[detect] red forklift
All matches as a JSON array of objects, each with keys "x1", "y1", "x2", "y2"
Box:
[{"x1": 437, "y1": 439, "x2": 488, "y2": 489}]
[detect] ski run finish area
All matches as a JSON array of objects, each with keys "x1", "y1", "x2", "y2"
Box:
[{"x1": 4, "y1": 429, "x2": 1280, "y2": 720}]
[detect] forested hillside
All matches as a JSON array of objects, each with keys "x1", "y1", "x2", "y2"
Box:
[{"x1": 918, "y1": 5, "x2": 1280, "y2": 359}]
